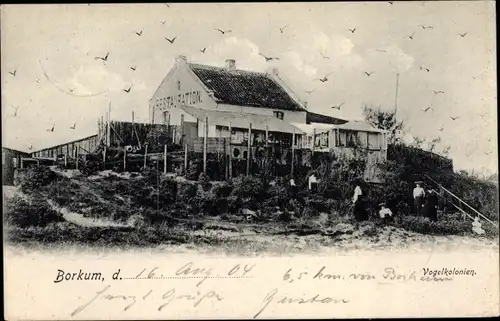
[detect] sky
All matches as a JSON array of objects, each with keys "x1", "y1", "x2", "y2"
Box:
[{"x1": 1, "y1": 2, "x2": 497, "y2": 175}]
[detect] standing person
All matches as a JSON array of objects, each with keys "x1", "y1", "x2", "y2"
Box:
[
  {"x1": 423, "y1": 189, "x2": 438, "y2": 221},
  {"x1": 413, "y1": 181, "x2": 425, "y2": 216},
  {"x1": 352, "y1": 179, "x2": 368, "y2": 222},
  {"x1": 308, "y1": 173, "x2": 318, "y2": 193}
]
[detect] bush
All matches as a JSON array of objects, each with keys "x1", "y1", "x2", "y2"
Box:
[
  {"x1": 177, "y1": 182, "x2": 198, "y2": 201},
  {"x1": 231, "y1": 176, "x2": 266, "y2": 201},
  {"x1": 398, "y1": 216, "x2": 472, "y2": 236},
  {"x1": 198, "y1": 172, "x2": 211, "y2": 191},
  {"x1": 212, "y1": 181, "x2": 234, "y2": 198},
  {"x1": 20, "y1": 166, "x2": 58, "y2": 193},
  {"x1": 5, "y1": 196, "x2": 65, "y2": 228}
]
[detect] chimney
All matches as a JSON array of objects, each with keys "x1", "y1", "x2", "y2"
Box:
[
  {"x1": 176, "y1": 55, "x2": 187, "y2": 64},
  {"x1": 225, "y1": 59, "x2": 236, "y2": 70}
]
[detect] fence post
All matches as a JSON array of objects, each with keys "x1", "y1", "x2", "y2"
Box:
[
  {"x1": 224, "y1": 138, "x2": 228, "y2": 180},
  {"x1": 76, "y1": 146, "x2": 79, "y2": 170},
  {"x1": 203, "y1": 116, "x2": 208, "y2": 174},
  {"x1": 163, "y1": 144, "x2": 167, "y2": 174},
  {"x1": 228, "y1": 122, "x2": 233, "y2": 180},
  {"x1": 123, "y1": 148, "x2": 127, "y2": 172},
  {"x1": 143, "y1": 144, "x2": 148, "y2": 169},
  {"x1": 291, "y1": 128, "x2": 295, "y2": 176},
  {"x1": 64, "y1": 154, "x2": 68, "y2": 168},
  {"x1": 180, "y1": 114, "x2": 185, "y2": 146},
  {"x1": 247, "y1": 122, "x2": 252, "y2": 176},
  {"x1": 184, "y1": 143, "x2": 188, "y2": 176},
  {"x1": 103, "y1": 146, "x2": 106, "y2": 170}
]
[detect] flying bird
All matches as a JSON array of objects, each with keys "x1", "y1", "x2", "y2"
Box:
[
  {"x1": 458, "y1": 32, "x2": 468, "y2": 38},
  {"x1": 320, "y1": 53, "x2": 331, "y2": 59},
  {"x1": 331, "y1": 103, "x2": 345, "y2": 110},
  {"x1": 70, "y1": 122, "x2": 76, "y2": 130},
  {"x1": 130, "y1": 66, "x2": 136, "y2": 71},
  {"x1": 200, "y1": 47, "x2": 207, "y2": 53},
  {"x1": 47, "y1": 124, "x2": 55, "y2": 132},
  {"x1": 160, "y1": 20, "x2": 166, "y2": 25},
  {"x1": 438, "y1": 126, "x2": 444, "y2": 132},
  {"x1": 420, "y1": 65, "x2": 430, "y2": 72},
  {"x1": 123, "y1": 86, "x2": 132, "y2": 93},
  {"x1": 259, "y1": 53, "x2": 279, "y2": 62},
  {"x1": 348, "y1": 28, "x2": 356, "y2": 33},
  {"x1": 364, "y1": 71, "x2": 374, "y2": 77},
  {"x1": 422, "y1": 106, "x2": 432, "y2": 113},
  {"x1": 215, "y1": 28, "x2": 232, "y2": 35},
  {"x1": 165, "y1": 36, "x2": 177, "y2": 44},
  {"x1": 408, "y1": 33, "x2": 415, "y2": 40},
  {"x1": 484, "y1": 151, "x2": 492, "y2": 156},
  {"x1": 9, "y1": 69, "x2": 17, "y2": 76},
  {"x1": 418, "y1": 25, "x2": 434, "y2": 30},
  {"x1": 305, "y1": 89, "x2": 315, "y2": 94},
  {"x1": 450, "y1": 116, "x2": 460, "y2": 121},
  {"x1": 433, "y1": 90, "x2": 444, "y2": 95},
  {"x1": 319, "y1": 72, "x2": 333, "y2": 82},
  {"x1": 135, "y1": 29, "x2": 143, "y2": 36},
  {"x1": 94, "y1": 52, "x2": 109, "y2": 62},
  {"x1": 164, "y1": 4, "x2": 170, "y2": 7},
  {"x1": 279, "y1": 25, "x2": 288, "y2": 33},
  {"x1": 12, "y1": 105, "x2": 19, "y2": 117},
  {"x1": 28, "y1": 145, "x2": 33, "y2": 150},
  {"x1": 388, "y1": 1, "x2": 393, "y2": 4},
  {"x1": 375, "y1": 49, "x2": 387, "y2": 53}
]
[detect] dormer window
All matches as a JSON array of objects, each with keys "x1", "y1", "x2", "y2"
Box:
[{"x1": 273, "y1": 111, "x2": 284, "y2": 120}]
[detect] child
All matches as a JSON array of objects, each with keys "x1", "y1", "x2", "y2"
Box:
[
  {"x1": 379, "y1": 203, "x2": 393, "y2": 223},
  {"x1": 472, "y1": 217, "x2": 485, "y2": 235}
]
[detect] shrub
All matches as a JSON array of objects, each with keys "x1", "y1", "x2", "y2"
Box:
[
  {"x1": 230, "y1": 176, "x2": 266, "y2": 201},
  {"x1": 198, "y1": 172, "x2": 211, "y2": 191},
  {"x1": 177, "y1": 182, "x2": 198, "y2": 201},
  {"x1": 212, "y1": 181, "x2": 234, "y2": 198},
  {"x1": 20, "y1": 166, "x2": 58, "y2": 193},
  {"x1": 5, "y1": 196, "x2": 65, "y2": 228},
  {"x1": 397, "y1": 216, "x2": 472, "y2": 236},
  {"x1": 186, "y1": 161, "x2": 201, "y2": 181}
]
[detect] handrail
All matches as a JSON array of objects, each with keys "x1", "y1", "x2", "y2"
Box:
[{"x1": 425, "y1": 174, "x2": 498, "y2": 228}]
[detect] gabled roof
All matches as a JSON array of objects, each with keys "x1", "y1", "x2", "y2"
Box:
[
  {"x1": 306, "y1": 111, "x2": 348, "y2": 125},
  {"x1": 181, "y1": 106, "x2": 304, "y2": 134},
  {"x1": 188, "y1": 63, "x2": 306, "y2": 112}
]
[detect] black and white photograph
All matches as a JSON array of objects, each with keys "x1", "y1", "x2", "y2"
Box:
[{"x1": 2, "y1": 2, "x2": 499, "y2": 319}]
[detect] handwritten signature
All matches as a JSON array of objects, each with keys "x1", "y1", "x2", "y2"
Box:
[
  {"x1": 70, "y1": 284, "x2": 223, "y2": 317},
  {"x1": 253, "y1": 288, "x2": 349, "y2": 319}
]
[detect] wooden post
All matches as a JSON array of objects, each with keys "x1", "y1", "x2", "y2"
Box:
[
  {"x1": 218, "y1": 127, "x2": 222, "y2": 160},
  {"x1": 132, "y1": 111, "x2": 135, "y2": 142},
  {"x1": 163, "y1": 144, "x2": 167, "y2": 174},
  {"x1": 265, "y1": 126, "x2": 269, "y2": 148},
  {"x1": 184, "y1": 143, "x2": 188, "y2": 176},
  {"x1": 291, "y1": 128, "x2": 295, "y2": 176},
  {"x1": 203, "y1": 116, "x2": 208, "y2": 174},
  {"x1": 103, "y1": 147, "x2": 106, "y2": 170},
  {"x1": 64, "y1": 154, "x2": 68, "y2": 167},
  {"x1": 75, "y1": 146, "x2": 79, "y2": 170},
  {"x1": 20, "y1": 156, "x2": 24, "y2": 169},
  {"x1": 180, "y1": 114, "x2": 185, "y2": 146},
  {"x1": 123, "y1": 148, "x2": 127, "y2": 172},
  {"x1": 224, "y1": 138, "x2": 228, "y2": 180},
  {"x1": 143, "y1": 144, "x2": 148, "y2": 169},
  {"x1": 247, "y1": 122, "x2": 252, "y2": 176},
  {"x1": 228, "y1": 122, "x2": 233, "y2": 179}
]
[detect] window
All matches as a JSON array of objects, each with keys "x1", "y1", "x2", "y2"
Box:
[
  {"x1": 243, "y1": 151, "x2": 248, "y2": 159},
  {"x1": 233, "y1": 148, "x2": 240, "y2": 158},
  {"x1": 177, "y1": 81, "x2": 181, "y2": 91},
  {"x1": 273, "y1": 111, "x2": 284, "y2": 120},
  {"x1": 368, "y1": 132, "x2": 382, "y2": 150},
  {"x1": 163, "y1": 111, "x2": 170, "y2": 125}
]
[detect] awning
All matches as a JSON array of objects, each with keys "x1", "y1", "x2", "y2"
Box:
[{"x1": 181, "y1": 105, "x2": 304, "y2": 134}]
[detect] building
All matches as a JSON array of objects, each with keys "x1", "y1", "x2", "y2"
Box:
[
  {"x1": 149, "y1": 56, "x2": 388, "y2": 182},
  {"x1": 2, "y1": 147, "x2": 30, "y2": 186}
]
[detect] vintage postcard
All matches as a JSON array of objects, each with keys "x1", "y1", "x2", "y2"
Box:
[{"x1": 2, "y1": 2, "x2": 499, "y2": 320}]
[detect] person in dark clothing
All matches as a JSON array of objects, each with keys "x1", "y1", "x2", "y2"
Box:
[
  {"x1": 352, "y1": 179, "x2": 368, "y2": 222},
  {"x1": 423, "y1": 189, "x2": 438, "y2": 221}
]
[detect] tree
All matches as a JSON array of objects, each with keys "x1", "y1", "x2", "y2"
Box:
[{"x1": 363, "y1": 105, "x2": 404, "y2": 144}]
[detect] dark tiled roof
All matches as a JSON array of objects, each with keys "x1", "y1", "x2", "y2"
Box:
[
  {"x1": 306, "y1": 112, "x2": 348, "y2": 125},
  {"x1": 189, "y1": 64, "x2": 305, "y2": 111}
]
